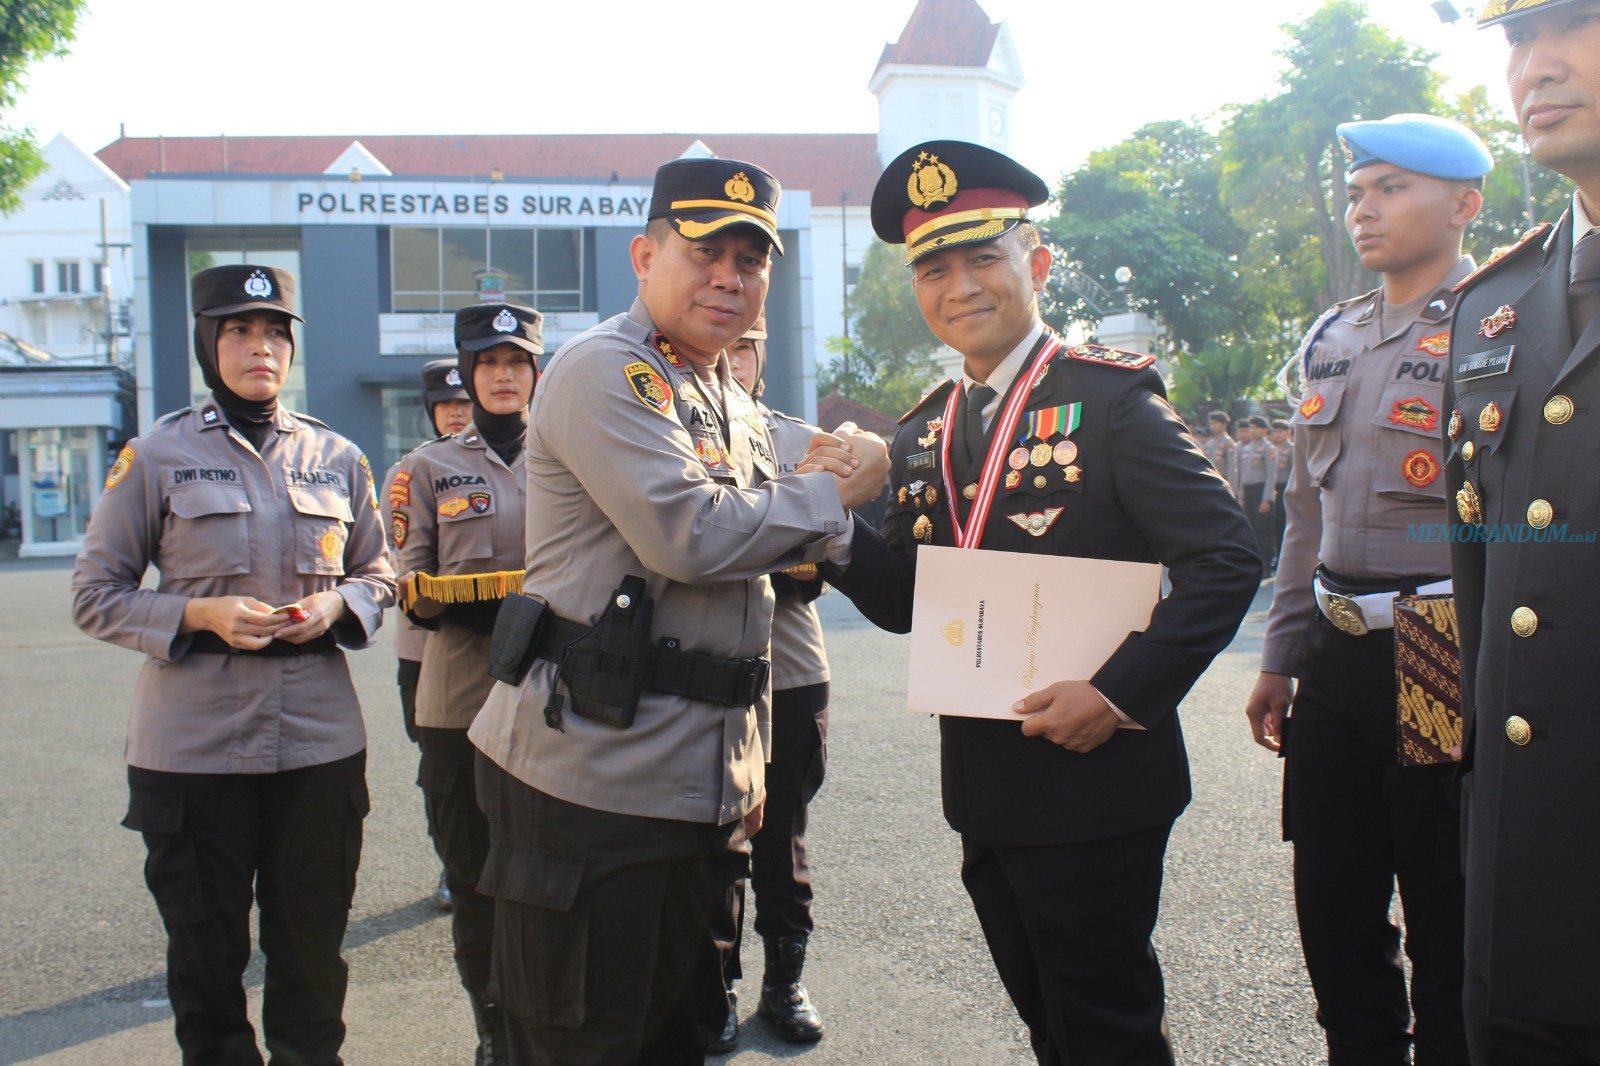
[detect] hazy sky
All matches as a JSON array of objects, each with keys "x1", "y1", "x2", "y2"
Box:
[{"x1": 13, "y1": 0, "x2": 1518, "y2": 187}]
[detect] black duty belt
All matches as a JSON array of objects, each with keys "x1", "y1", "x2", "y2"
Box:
[
  {"x1": 190, "y1": 632, "x2": 340, "y2": 658},
  {"x1": 534, "y1": 615, "x2": 769, "y2": 708}
]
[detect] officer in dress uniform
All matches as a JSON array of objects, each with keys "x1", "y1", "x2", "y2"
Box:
[
  {"x1": 381, "y1": 358, "x2": 471, "y2": 913},
  {"x1": 71, "y1": 265, "x2": 394, "y2": 1065},
  {"x1": 820, "y1": 140, "x2": 1260, "y2": 1065},
  {"x1": 465, "y1": 158, "x2": 889, "y2": 1063},
  {"x1": 1446, "y1": 2, "x2": 1600, "y2": 1059},
  {"x1": 1243, "y1": 113, "x2": 1493, "y2": 1066},
  {"x1": 1201, "y1": 410, "x2": 1239, "y2": 494},
  {"x1": 713, "y1": 316, "x2": 830, "y2": 1051},
  {"x1": 392, "y1": 303, "x2": 542, "y2": 1065}
]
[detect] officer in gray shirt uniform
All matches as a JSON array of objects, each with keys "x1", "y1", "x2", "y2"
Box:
[{"x1": 467, "y1": 158, "x2": 889, "y2": 1063}]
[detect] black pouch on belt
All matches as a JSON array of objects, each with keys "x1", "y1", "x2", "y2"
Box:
[
  {"x1": 558, "y1": 575, "x2": 653, "y2": 729},
  {"x1": 488, "y1": 593, "x2": 549, "y2": 687}
]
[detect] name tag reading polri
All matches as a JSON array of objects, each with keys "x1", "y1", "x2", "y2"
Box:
[
  {"x1": 1454, "y1": 345, "x2": 1513, "y2": 382},
  {"x1": 906, "y1": 546, "x2": 1162, "y2": 719}
]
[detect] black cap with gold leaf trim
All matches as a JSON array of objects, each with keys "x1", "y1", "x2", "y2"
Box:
[
  {"x1": 872, "y1": 140, "x2": 1049, "y2": 265},
  {"x1": 648, "y1": 157, "x2": 784, "y2": 256},
  {"x1": 1477, "y1": 0, "x2": 1579, "y2": 26}
]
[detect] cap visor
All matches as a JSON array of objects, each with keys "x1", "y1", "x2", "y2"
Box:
[
  {"x1": 460, "y1": 334, "x2": 544, "y2": 356},
  {"x1": 424, "y1": 388, "x2": 470, "y2": 404},
  {"x1": 198, "y1": 300, "x2": 304, "y2": 323},
  {"x1": 668, "y1": 213, "x2": 785, "y2": 256},
  {"x1": 906, "y1": 217, "x2": 1021, "y2": 265}
]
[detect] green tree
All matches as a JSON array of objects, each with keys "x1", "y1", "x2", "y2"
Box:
[
  {"x1": 1446, "y1": 85, "x2": 1571, "y2": 256},
  {"x1": 818, "y1": 239, "x2": 943, "y2": 416},
  {"x1": 0, "y1": 0, "x2": 86, "y2": 215},
  {"x1": 1221, "y1": 1, "x2": 1442, "y2": 312}
]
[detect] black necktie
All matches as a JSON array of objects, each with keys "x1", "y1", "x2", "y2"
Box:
[
  {"x1": 961, "y1": 384, "x2": 995, "y2": 469},
  {"x1": 1571, "y1": 232, "x2": 1600, "y2": 343}
]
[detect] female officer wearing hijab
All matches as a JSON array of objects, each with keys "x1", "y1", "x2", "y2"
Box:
[
  {"x1": 70, "y1": 264, "x2": 394, "y2": 1065},
  {"x1": 391, "y1": 301, "x2": 541, "y2": 1064}
]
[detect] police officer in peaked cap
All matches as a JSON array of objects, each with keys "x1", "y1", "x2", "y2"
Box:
[
  {"x1": 1446, "y1": 0, "x2": 1600, "y2": 1059},
  {"x1": 72, "y1": 264, "x2": 395, "y2": 1064},
  {"x1": 820, "y1": 139, "x2": 1260, "y2": 1064}
]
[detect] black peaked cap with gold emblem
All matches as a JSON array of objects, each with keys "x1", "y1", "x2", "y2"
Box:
[
  {"x1": 872, "y1": 140, "x2": 1049, "y2": 265},
  {"x1": 1477, "y1": 0, "x2": 1579, "y2": 26},
  {"x1": 421, "y1": 358, "x2": 470, "y2": 405},
  {"x1": 454, "y1": 302, "x2": 544, "y2": 356},
  {"x1": 648, "y1": 157, "x2": 784, "y2": 255},
  {"x1": 192, "y1": 264, "x2": 303, "y2": 322}
]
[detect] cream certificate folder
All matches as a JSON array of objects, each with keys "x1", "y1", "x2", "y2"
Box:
[{"x1": 907, "y1": 545, "x2": 1162, "y2": 719}]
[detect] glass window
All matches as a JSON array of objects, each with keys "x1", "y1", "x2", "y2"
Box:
[
  {"x1": 491, "y1": 230, "x2": 534, "y2": 295},
  {"x1": 25, "y1": 426, "x2": 94, "y2": 545},
  {"x1": 57, "y1": 260, "x2": 80, "y2": 293},
  {"x1": 29, "y1": 261, "x2": 44, "y2": 293},
  {"x1": 537, "y1": 229, "x2": 582, "y2": 310},
  {"x1": 392, "y1": 227, "x2": 440, "y2": 301},
  {"x1": 390, "y1": 225, "x2": 584, "y2": 315},
  {"x1": 184, "y1": 239, "x2": 305, "y2": 412},
  {"x1": 92, "y1": 261, "x2": 105, "y2": 293},
  {"x1": 381, "y1": 386, "x2": 435, "y2": 470},
  {"x1": 441, "y1": 230, "x2": 487, "y2": 301}
]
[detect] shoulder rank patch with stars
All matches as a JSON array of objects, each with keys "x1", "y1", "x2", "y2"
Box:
[
  {"x1": 1065, "y1": 344, "x2": 1154, "y2": 370},
  {"x1": 899, "y1": 378, "x2": 958, "y2": 424},
  {"x1": 1453, "y1": 223, "x2": 1553, "y2": 292}
]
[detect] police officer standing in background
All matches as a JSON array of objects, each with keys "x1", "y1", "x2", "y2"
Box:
[
  {"x1": 393, "y1": 303, "x2": 542, "y2": 1065},
  {"x1": 71, "y1": 265, "x2": 394, "y2": 1065},
  {"x1": 1244, "y1": 114, "x2": 1492, "y2": 1065},
  {"x1": 824, "y1": 140, "x2": 1260, "y2": 1065},
  {"x1": 1268, "y1": 418, "x2": 1294, "y2": 570},
  {"x1": 717, "y1": 316, "x2": 830, "y2": 1051},
  {"x1": 467, "y1": 158, "x2": 889, "y2": 1063},
  {"x1": 1239, "y1": 414, "x2": 1275, "y2": 554},
  {"x1": 381, "y1": 358, "x2": 471, "y2": 912},
  {"x1": 1446, "y1": 1, "x2": 1600, "y2": 1059},
  {"x1": 1202, "y1": 410, "x2": 1239, "y2": 494}
]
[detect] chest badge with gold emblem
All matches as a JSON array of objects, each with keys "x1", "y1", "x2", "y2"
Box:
[
  {"x1": 1064, "y1": 465, "x2": 1082, "y2": 483},
  {"x1": 1389, "y1": 397, "x2": 1440, "y2": 431},
  {"x1": 319, "y1": 527, "x2": 342, "y2": 560},
  {"x1": 1455, "y1": 482, "x2": 1482, "y2": 525},
  {"x1": 1402, "y1": 450, "x2": 1440, "y2": 488},
  {"x1": 1030, "y1": 442, "x2": 1053, "y2": 467},
  {"x1": 1478, "y1": 305, "x2": 1516, "y2": 339},
  {"x1": 1448, "y1": 409, "x2": 1462, "y2": 439},
  {"x1": 1299, "y1": 394, "x2": 1325, "y2": 418},
  {"x1": 1004, "y1": 470, "x2": 1021, "y2": 489},
  {"x1": 1007, "y1": 507, "x2": 1065, "y2": 538},
  {"x1": 917, "y1": 417, "x2": 944, "y2": 449},
  {"x1": 1479, "y1": 402, "x2": 1503, "y2": 433},
  {"x1": 913, "y1": 514, "x2": 934, "y2": 543},
  {"x1": 907, "y1": 152, "x2": 958, "y2": 209},
  {"x1": 1414, "y1": 331, "x2": 1450, "y2": 356}
]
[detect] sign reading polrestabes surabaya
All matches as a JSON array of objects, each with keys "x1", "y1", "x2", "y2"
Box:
[
  {"x1": 906, "y1": 545, "x2": 1163, "y2": 719},
  {"x1": 293, "y1": 182, "x2": 652, "y2": 226}
]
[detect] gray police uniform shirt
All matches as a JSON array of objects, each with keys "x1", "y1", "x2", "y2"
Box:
[
  {"x1": 71, "y1": 397, "x2": 395, "y2": 773},
  {"x1": 469, "y1": 300, "x2": 847, "y2": 825},
  {"x1": 1238, "y1": 437, "x2": 1271, "y2": 487},
  {"x1": 1201, "y1": 433, "x2": 1239, "y2": 494},
  {"x1": 1272, "y1": 439, "x2": 1294, "y2": 488},
  {"x1": 761, "y1": 404, "x2": 832, "y2": 691},
  {"x1": 382, "y1": 457, "x2": 428, "y2": 663},
  {"x1": 1261, "y1": 258, "x2": 1470, "y2": 676},
  {"x1": 394, "y1": 426, "x2": 526, "y2": 729}
]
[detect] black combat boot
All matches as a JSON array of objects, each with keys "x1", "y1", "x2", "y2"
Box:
[
  {"x1": 756, "y1": 936, "x2": 824, "y2": 1042},
  {"x1": 707, "y1": 987, "x2": 740, "y2": 1054},
  {"x1": 469, "y1": 992, "x2": 510, "y2": 1066}
]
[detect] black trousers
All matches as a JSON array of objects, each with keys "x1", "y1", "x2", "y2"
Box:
[
  {"x1": 474, "y1": 752, "x2": 747, "y2": 1065},
  {"x1": 1272, "y1": 483, "x2": 1288, "y2": 566},
  {"x1": 1241, "y1": 481, "x2": 1273, "y2": 561},
  {"x1": 962, "y1": 823, "x2": 1175, "y2": 1066},
  {"x1": 122, "y1": 752, "x2": 368, "y2": 1066},
  {"x1": 416, "y1": 727, "x2": 492, "y2": 1000},
  {"x1": 1284, "y1": 609, "x2": 1468, "y2": 1066},
  {"x1": 725, "y1": 681, "x2": 829, "y2": 983},
  {"x1": 1465, "y1": 973, "x2": 1600, "y2": 1064}
]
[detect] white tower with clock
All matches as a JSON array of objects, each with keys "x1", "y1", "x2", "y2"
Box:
[{"x1": 869, "y1": 0, "x2": 1024, "y2": 169}]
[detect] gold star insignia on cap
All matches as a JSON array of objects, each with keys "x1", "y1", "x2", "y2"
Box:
[{"x1": 908, "y1": 155, "x2": 958, "y2": 210}]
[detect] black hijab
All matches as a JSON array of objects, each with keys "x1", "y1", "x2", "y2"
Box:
[{"x1": 194, "y1": 314, "x2": 292, "y2": 452}]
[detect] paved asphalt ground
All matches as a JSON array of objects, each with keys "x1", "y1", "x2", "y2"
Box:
[{"x1": 0, "y1": 557, "x2": 1336, "y2": 1065}]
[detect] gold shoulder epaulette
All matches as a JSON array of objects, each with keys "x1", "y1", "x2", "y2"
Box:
[
  {"x1": 899, "y1": 379, "x2": 957, "y2": 424},
  {"x1": 401, "y1": 570, "x2": 525, "y2": 612},
  {"x1": 1454, "y1": 223, "x2": 1553, "y2": 292},
  {"x1": 1064, "y1": 344, "x2": 1156, "y2": 370}
]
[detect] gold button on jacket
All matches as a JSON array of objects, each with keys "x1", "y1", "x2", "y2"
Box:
[
  {"x1": 1505, "y1": 716, "x2": 1533, "y2": 746},
  {"x1": 1527, "y1": 499, "x2": 1553, "y2": 529},
  {"x1": 1544, "y1": 395, "x2": 1574, "y2": 425},
  {"x1": 1510, "y1": 607, "x2": 1538, "y2": 637}
]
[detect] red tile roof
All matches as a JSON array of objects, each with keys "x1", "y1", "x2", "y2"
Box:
[
  {"x1": 95, "y1": 133, "x2": 882, "y2": 204},
  {"x1": 874, "y1": 0, "x2": 1000, "y2": 76},
  {"x1": 817, "y1": 386, "x2": 902, "y2": 438}
]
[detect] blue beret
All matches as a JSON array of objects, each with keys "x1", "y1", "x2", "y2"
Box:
[{"x1": 1336, "y1": 113, "x2": 1494, "y2": 181}]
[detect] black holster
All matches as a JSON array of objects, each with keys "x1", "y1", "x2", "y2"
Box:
[{"x1": 557, "y1": 575, "x2": 653, "y2": 729}]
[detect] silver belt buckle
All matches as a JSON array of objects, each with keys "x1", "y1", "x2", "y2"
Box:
[{"x1": 1323, "y1": 592, "x2": 1369, "y2": 636}]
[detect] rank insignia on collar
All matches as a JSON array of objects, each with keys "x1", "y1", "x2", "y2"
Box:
[
  {"x1": 1007, "y1": 507, "x2": 1065, "y2": 538},
  {"x1": 1389, "y1": 397, "x2": 1440, "y2": 431},
  {"x1": 1478, "y1": 305, "x2": 1516, "y2": 338},
  {"x1": 1415, "y1": 332, "x2": 1450, "y2": 356},
  {"x1": 625, "y1": 361, "x2": 674, "y2": 414},
  {"x1": 917, "y1": 417, "x2": 944, "y2": 448},
  {"x1": 1402, "y1": 450, "x2": 1440, "y2": 488},
  {"x1": 1299, "y1": 394, "x2": 1325, "y2": 418},
  {"x1": 652, "y1": 333, "x2": 686, "y2": 368},
  {"x1": 202, "y1": 407, "x2": 220, "y2": 424},
  {"x1": 1067, "y1": 345, "x2": 1154, "y2": 370},
  {"x1": 470, "y1": 491, "x2": 491, "y2": 513}
]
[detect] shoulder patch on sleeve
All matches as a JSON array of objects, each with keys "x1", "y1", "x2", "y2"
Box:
[
  {"x1": 624, "y1": 360, "x2": 674, "y2": 414},
  {"x1": 899, "y1": 378, "x2": 958, "y2": 423},
  {"x1": 1454, "y1": 223, "x2": 1553, "y2": 292},
  {"x1": 1064, "y1": 344, "x2": 1155, "y2": 370},
  {"x1": 105, "y1": 445, "x2": 138, "y2": 490}
]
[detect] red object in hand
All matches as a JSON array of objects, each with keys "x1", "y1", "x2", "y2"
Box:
[{"x1": 285, "y1": 606, "x2": 310, "y2": 623}]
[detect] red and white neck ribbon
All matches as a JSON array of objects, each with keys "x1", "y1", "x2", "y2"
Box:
[{"x1": 937, "y1": 334, "x2": 1061, "y2": 549}]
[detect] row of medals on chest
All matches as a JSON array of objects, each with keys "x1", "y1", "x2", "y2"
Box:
[
  {"x1": 1450, "y1": 394, "x2": 1573, "y2": 528},
  {"x1": 904, "y1": 420, "x2": 1083, "y2": 544}
]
